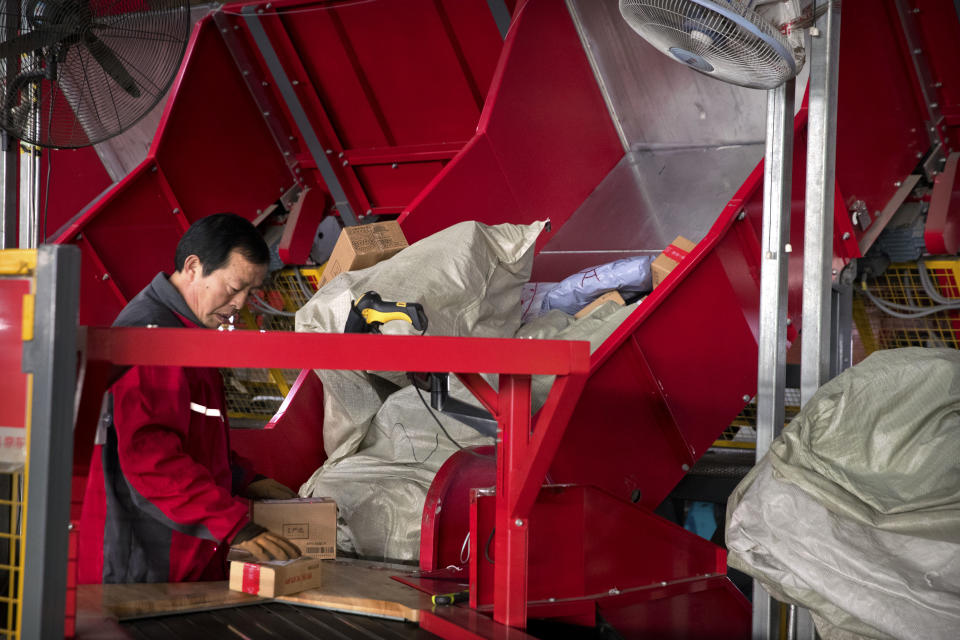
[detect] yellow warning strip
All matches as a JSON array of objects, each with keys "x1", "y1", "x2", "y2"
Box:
[{"x1": 0, "y1": 250, "x2": 35, "y2": 276}]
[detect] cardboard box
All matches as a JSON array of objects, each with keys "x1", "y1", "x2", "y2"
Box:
[
  {"x1": 574, "y1": 291, "x2": 625, "y2": 319},
  {"x1": 229, "y1": 556, "x2": 322, "y2": 597},
  {"x1": 252, "y1": 498, "x2": 337, "y2": 559},
  {"x1": 651, "y1": 236, "x2": 696, "y2": 287},
  {"x1": 317, "y1": 221, "x2": 408, "y2": 288}
]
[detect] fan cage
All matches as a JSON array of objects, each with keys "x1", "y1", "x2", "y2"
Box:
[
  {"x1": 620, "y1": 0, "x2": 802, "y2": 90},
  {"x1": 0, "y1": 0, "x2": 190, "y2": 148}
]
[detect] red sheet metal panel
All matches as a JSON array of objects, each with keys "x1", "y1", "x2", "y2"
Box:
[
  {"x1": 41, "y1": 147, "x2": 112, "y2": 242},
  {"x1": 469, "y1": 487, "x2": 729, "y2": 611},
  {"x1": 549, "y1": 219, "x2": 760, "y2": 508},
  {"x1": 280, "y1": 0, "x2": 496, "y2": 148},
  {"x1": 399, "y1": 0, "x2": 622, "y2": 245},
  {"x1": 477, "y1": 0, "x2": 622, "y2": 249},
  {"x1": 252, "y1": 0, "x2": 503, "y2": 217},
  {"x1": 152, "y1": 19, "x2": 293, "y2": 222},
  {"x1": 914, "y1": 0, "x2": 960, "y2": 128},
  {"x1": 78, "y1": 167, "x2": 185, "y2": 300},
  {"x1": 835, "y1": 0, "x2": 932, "y2": 234},
  {"x1": 597, "y1": 577, "x2": 751, "y2": 640},
  {"x1": 420, "y1": 446, "x2": 496, "y2": 574},
  {"x1": 0, "y1": 275, "x2": 29, "y2": 462},
  {"x1": 231, "y1": 369, "x2": 328, "y2": 492},
  {"x1": 55, "y1": 0, "x2": 505, "y2": 324},
  {"x1": 53, "y1": 16, "x2": 296, "y2": 324},
  {"x1": 402, "y1": 134, "x2": 523, "y2": 236}
]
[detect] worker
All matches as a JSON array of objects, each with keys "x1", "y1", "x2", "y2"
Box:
[{"x1": 79, "y1": 213, "x2": 301, "y2": 584}]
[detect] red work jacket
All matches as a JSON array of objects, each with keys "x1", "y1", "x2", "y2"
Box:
[{"x1": 78, "y1": 274, "x2": 257, "y2": 583}]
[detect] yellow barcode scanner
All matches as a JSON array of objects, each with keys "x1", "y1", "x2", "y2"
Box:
[
  {"x1": 432, "y1": 590, "x2": 468, "y2": 606},
  {"x1": 344, "y1": 291, "x2": 428, "y2": 334}
]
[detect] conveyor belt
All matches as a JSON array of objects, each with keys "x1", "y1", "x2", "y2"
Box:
[{"x1": 121, "y1": 603, "x2": 440, "y2": 640}]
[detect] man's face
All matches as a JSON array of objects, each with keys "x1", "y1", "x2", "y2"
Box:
[{"x1": 180, "y1": 250, "x2": 268, "y2": 328}]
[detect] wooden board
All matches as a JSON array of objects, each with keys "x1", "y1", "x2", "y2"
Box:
[
  {"x1": 275, "y1": 560, "x2": 433, "y2": 622},
  {"x1": 75, "y1": 559, "x2": 431, "y2": 627},
  {"x1": 78, "y1": 581, "x2": 264, "y2": 621}
]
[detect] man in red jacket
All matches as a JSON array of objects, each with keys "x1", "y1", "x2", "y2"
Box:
[{"x1": 80, "y1": 213, "x2": 301, "y2": 583}]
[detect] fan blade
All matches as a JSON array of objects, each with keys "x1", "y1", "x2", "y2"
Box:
[
  {"x1": 0, "y1": 27, "x2": 71, "y2": 59},
  {"x1": 83, "y1": 35, "x2": 140, "y2": 98}
]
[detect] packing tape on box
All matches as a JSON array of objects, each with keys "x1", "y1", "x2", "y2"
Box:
[
  {"x1": 241, "y1": 563, "x2": 261, "y2": 594},
  {"x1": 663, "y1": 244, "x2": 690, "y2": 263}
]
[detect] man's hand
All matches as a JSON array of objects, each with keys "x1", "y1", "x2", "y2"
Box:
[
  {"x1": 231, "y1": 523, "x2": 301, "y2": 562},
  {"x1": 243, "y1": 477, "x2": 297, "y2": 500}
]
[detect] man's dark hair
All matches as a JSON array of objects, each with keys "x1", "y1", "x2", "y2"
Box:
[{"x1": 174, "y1": 213, "x2": 270, "y2": 275}]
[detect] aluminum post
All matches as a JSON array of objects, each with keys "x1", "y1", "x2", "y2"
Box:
[
  {"x1": 18, "y1": 143, "x2": 39, "y2": 248},
  {"x1": 20, "y1": 244, "x2": 80, "y2": 640},
  {"x1": 0, "y1": 133, "x2": 16, "y2": 248},
  {"x1": 753, "y1": 77, "x2": 795, "y2": 640},
  {"x1": 801, "y1": 0, "x2": 842, "y2": 405},
  {"x1": 795, "y1": 5, "x2": 841, "y2": 638},
  {"x1": 831, "y1": 284, "x2": 853, "y2": 377},
  {"x1": 1, "y1": 0, "x2": 19, "y2": 248}
]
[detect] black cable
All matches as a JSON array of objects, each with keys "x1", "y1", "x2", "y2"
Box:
[
  {"x1": 484, "y1": 527, "x2": 495, "y2": 564},
  {"x1": 413, "y1": 383, "x2": 491, "y2": 460},
  {"x1": 42, "y1": 86, "x2": 54, "y2": 244}
]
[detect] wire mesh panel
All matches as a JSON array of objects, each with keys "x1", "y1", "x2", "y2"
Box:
[
  {"x1": 222, "y1": 267, "x2": 323, "y2": 427},
  {"x1": 0, "y1": 473, "x2": 23, "y2": 640},
  {"x1": 715, "y1": 388, "x2": 800, "y2": 450},
  {"x1": 854, "y1": 260, "x2": 960, "y2": 353}
]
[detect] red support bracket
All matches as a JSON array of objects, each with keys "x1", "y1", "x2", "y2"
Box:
[
  {"x1": 455, "y1": 372, "x2": 500, "y2": 418},
  {"x1": 926, "y1": 152, "x2": 960, "y2": 255},
  {"x1": 494, "y1": 374, "x2": 532, "y2": 629},
  {"x1": 278, "y1": 187, "x2": 330, "y2": 264},
  {"x1": 506, "y1": 370, "x2": 587, "y2": 520}
]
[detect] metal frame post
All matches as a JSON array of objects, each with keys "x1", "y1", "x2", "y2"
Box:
[
  {"x1": 18, "y1": 142, "x2": 39, "y2": 248},
  {"x1": 1, "y1": 0, "x2": 19, "y2": 249},
  {"x1": 494, "y1": 374, "x2": 532, "y2": 628},
  {"x1": 801, "y1": 1, "x2": 842, "y2": 405},
  {"x1": 20, "y1": 244, "x2": 80, "y2": 640},
  {"x1": 753, "y1": 77, "x2": 795, "y2": 639},
  {"x1": 830, "y1": 283, "x2": 853, "y2": 377},
  {"x1": 242, "y1": 7, "x2": 359, "y2": 226},
  {"x1": 0, "y1": 134, "x2": 15, "y2": 249},
  {"x1": 796, "y1": 5, "x2": 841, "y2": 638}
]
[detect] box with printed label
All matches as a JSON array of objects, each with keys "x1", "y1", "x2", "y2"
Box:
[
  {"x1": 574, "y1": 291, "x2": 625, "y2": 319},
  {"x1": 651, "y1": 236, "x2": 697, "y2": 287},
  {"x1": 251, "y1": 498, "x2": 337, "y2": 559},
  {"x1": 317, "y1": 221, "x2": 408, "y2": 288},
  {"x1": 229, "y1": 556, "x2": 322, "y2": 597}
]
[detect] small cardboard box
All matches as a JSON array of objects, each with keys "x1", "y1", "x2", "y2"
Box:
[
  {"x1": 651, "y1": 236, "x2": 696, "y2": 287},
  {"x1": 317, "y1": 221, "x2": 408, "y2": 288},
  {"x1": 229, "y1": 556, "x2": 322, "y2": 597},
  {"x1": 574, "y1": 291, "x2": 625, "y2": 319},
  {"x1": 252, "y1": 498, "x2": 337, "y2": 559}
]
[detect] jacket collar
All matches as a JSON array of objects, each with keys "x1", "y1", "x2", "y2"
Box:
[{"x1": 148, "y1": 273, "x2": 205, "y2": 328}]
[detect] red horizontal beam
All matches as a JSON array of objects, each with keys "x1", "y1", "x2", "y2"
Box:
[
  {"x1": 81, "y1": 327, "x2": 591, "y2": 375},
  {"x1": 343, "y1": 142, "x2": 466, "y2": 165}
]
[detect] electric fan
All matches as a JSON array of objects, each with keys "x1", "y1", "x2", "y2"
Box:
[
  {"x1": 619, "y1": 0, "x2": 811, "y2": 89},
  {"x1": 0, "y1": 0, "x2": 190, "y2": 148}
]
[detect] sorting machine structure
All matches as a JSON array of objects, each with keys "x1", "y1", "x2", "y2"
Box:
[{"x1": 6, "y1": 0, "x2": 960, "y2": 637}]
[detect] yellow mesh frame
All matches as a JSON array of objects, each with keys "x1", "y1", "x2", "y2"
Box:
[{"x1": 222, "y1": 266, "x2": 324, "y2": 424}]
